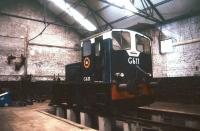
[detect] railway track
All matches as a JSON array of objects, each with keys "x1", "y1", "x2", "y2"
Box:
[
  {"x1": 114, "y1": 107, "x2": 200, "y2": 131},
  {"x1": 53, "y1": 102, "x2": 200, "y2": 131}
]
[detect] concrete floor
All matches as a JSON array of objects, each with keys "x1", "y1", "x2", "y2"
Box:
[
  {"x1": 0, "y1": 102, "x2": 96, "y2": 131},
  {"x1": 0, "y1": 101, "x2": 200, "y2": 131}
]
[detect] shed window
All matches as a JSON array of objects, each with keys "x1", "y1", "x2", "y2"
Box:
[{"x1": 160, "y1": 38, "x2": 174, "y2": 54}]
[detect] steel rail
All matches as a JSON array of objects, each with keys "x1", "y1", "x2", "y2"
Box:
[{"x1": 117, "y1": 115, "x2": 200, "y2": 131}]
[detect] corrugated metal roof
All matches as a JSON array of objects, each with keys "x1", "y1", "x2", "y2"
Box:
[{"x1": 38, "y1": 0, "x2": 200, "y2": 37}]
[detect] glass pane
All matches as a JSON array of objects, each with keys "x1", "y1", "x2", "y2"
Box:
[
  {"x1": 121, "y1": 32, "x2": 131, "y2": 49},
  {"x1": 95, "y1": 42, "x2": 100, "y2": 56},
  {"x1": 112, "y1": 31, "x2": 121, "y2": 50},
  {"x1": 136, "y1": 34, "x2": 150, "y2": 54},
  {"x1": 112, "y1": 31, "x2": 131, "y2": 50},
  {"x1": 83, "y1": 40, "x2": 91, "y2": 56}
]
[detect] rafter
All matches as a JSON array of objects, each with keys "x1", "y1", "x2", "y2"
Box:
[
  {"x1": 64, "y1": 0, "x2": 87, "y2": 8},
  {"x1": 72, "y1": 0, "x2": 83, "y2": 8},
  {"x1": 81, "y1": 0, "x2": 113, "y2": 29},
  {"x1": 86, "y1": 5, "x2": 110, "y2": 19},
  {"x1": 146, "y1": 0, "x2": 165, "y2": 21},
  {"x1": 99, "y1": 0, "x2": 172, "y2": 29},
  {"x1": 98, "y1": 0, "x2": 161, "y2": 23}
]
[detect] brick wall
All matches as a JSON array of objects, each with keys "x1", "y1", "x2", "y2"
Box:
[
  {"x1": 0, "y1": 0, "x2": 81, "y2": 81},
  {"x1": 151, "y1": 15, "x2": 200, "y2": 78}
]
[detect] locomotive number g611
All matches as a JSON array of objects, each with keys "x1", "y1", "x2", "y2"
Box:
[{"x1": 128, "y1": 57, "x2": 140, "y2": 65}]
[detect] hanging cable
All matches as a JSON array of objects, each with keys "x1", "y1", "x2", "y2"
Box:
[
  {"x1": 28, "y1": 1, "x2": 49, "y2": 42},
  {"x1": 28, "y1": 23, "x2": 50, "y2": 42}
]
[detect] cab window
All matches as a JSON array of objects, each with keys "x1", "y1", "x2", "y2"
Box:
[
  {"x1": 112, "y1": 31, "x2": 131, "y2": 50},
  {"x1": 83, "y1": 40, "x2": 91, "y2": 56},
  {"x1": 136, "y1": 34, "x2": 150, "y2": 54},
  {"x1": 95, "y1": 42, "x2": 100, "y2": 56}
]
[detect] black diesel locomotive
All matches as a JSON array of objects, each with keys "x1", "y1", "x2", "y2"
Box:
[{"x1": 52, "y1": 29, "x2": 153, "y2": 111}]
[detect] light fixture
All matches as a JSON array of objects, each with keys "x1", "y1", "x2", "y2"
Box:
[
  {"x1": 48, "y1": 0, "x2": 97, "y2": 31},
  {"x1": 107, "y1": 0, "x2": 138, "y2": 16}
]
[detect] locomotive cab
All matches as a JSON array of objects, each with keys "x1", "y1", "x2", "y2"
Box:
[
  {"x1": 79, "y1": 29, "x2": 153, "y2": 110},
  {"x1": 81, "y1": 29, "x2": 152, "y2": 87},
  {"x1": 111, "y1": 29, "x2": 152, "y2": 91}
]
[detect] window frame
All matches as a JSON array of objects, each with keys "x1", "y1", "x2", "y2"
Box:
[
  {"x1": 135, "y1": 34, "x2": 151, "y2": 54},
  {"x1": 112, "y1": 31, "x2": 132, "y2": 51},
  {"x1": 82, "y1": 40, "x2": 92, "y2": 57}
]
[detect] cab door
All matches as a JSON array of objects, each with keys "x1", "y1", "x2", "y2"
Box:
[
  {"x1": 93, "y1": 36, "x2": 112, "y2": 83},
  {"x1": 135, "y1": 34, "x2": 152, "y2": 75},
  {"x1": 111, "y1": 31, "x2": 132, "y2": 84}
]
